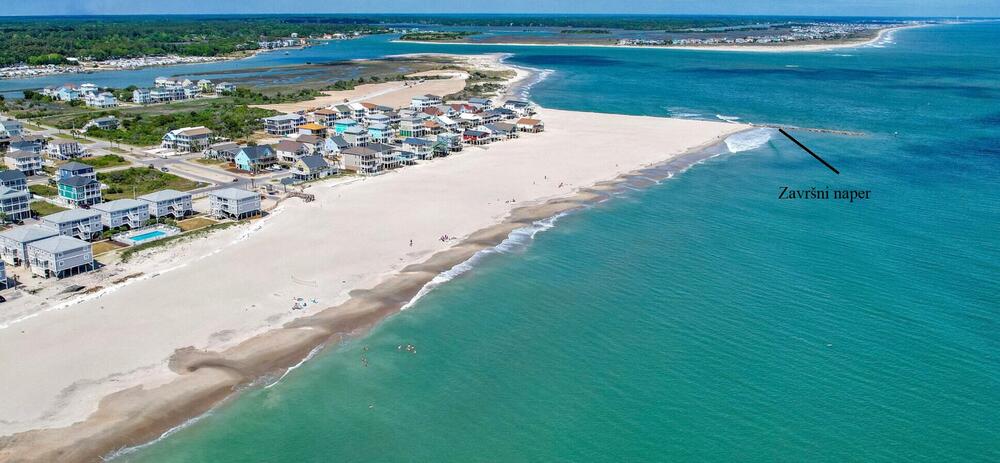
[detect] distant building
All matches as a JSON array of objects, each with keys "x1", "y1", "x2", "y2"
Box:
[
  {"x1": 161, "y1": 126, "x2": 213, "y2": 153},
  {"x1": 342, "y1": 125, "x2": 370, "y2": 147},
  {"x1": 214, "y1": 82, "x2": 237, "y2": 93},
  {"x1": 516, "y1": 118, "x2": 545, "y2": 133},
  {"x1": 39, "y1": 208, "x2": 103, "y2": 240},
  {"x1": 3, "y1": 150, "x2": 43, "y2": 176},
  {"x1": 205, "y1": 141, "x2": 241, "y2": 162},
  {"x1": 0, "y1": 186, "x2": 31, "y2": 222},
  {"x1": 132, "y1": 88, "x2": 152, "y2": 105},
  {"x1": 26, "y1": 235, "x2": 95, "y2": 278},
  {"x1": 138, "y1": 189, "x2": 193, "y2": 219},
  {"x1": 209, "y1": 188, "x2": 261, "y2": 220},
  {"x1": 332, "y1": 118, "x2": 359, "y2": 135},
  {"x1": 274, "y1": 140, "x2": 309, "y2": 164},
  {"x1": 7, "y1": 135, "x2": 46, "y2": 154},
  {"x1": 57, "y1": 176, "x2": 102, "y2": 208},
  {"x1": 0, "y1": 170, "x2": 27, "y2": 191},
  {"x1": 85, "y1": 92, "x2": 118, "y2": 109},
  {"x1": 323, "y1": 135, "x2": 350, "y2": 157},
  {"x1": 367, "y1": 123, "x2": 394, "y2": 144},
  {"x1": 402, "y1": 137, "x2": 434, "y2": 160},
  {"x1": 82, "y1": 116, "x2": 119, "y2": 132},
  {"x1": 0, "y1": 224, "x2": 59, "y2": 266},
  {"x1": 263, "y1": 114, "x2": 306, "y2": 136},
  {"x1": 411, "y1": 94, "x2": 443, "y2": 110},
  {"x1": 91, "y1": 199, "x2": 150, "y2": 229},
  {"x1": 297, "y1": 123, "x2": 327, "y2": 137}
]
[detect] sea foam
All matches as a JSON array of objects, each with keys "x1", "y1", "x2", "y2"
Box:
[{"x1": 724, "y1": 128, "x2": 775, "y2": 153}]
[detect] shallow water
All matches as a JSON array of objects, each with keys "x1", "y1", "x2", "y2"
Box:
[{"x1": 111, "y1": 22, "x2": 999, "y2": 462}]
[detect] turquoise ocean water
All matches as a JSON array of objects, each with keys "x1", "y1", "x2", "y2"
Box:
[{"x1": 93, "y1": 23, "x2": 998, "y2": 461}]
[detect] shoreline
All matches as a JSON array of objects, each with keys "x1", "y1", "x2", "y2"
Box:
[
  {"x1": 396, "y1": 23, "x2": 928, "y2": 53},
  {"x1": 0, "y1": 121, "x2": 753, "y2": 463},
  {"x1": 0, "y1": 55, "x2": 749, "y2": 462}
]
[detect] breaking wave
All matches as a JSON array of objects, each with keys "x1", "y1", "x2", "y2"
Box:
[{"x1": 724, "y1": 128, "x2": 776, "y2": 153}]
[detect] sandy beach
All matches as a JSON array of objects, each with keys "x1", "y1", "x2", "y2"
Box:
[
  {"x1": 0, "y1": 56, "x2": 746, "y2": 461},
  {"x1": 398, "y1": 24, "x2": 926, "y2": 53}
]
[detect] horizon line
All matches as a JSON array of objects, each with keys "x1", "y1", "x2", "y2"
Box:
[{"x1": 0, "y1": 13, "x2": 996, "y2": 19}]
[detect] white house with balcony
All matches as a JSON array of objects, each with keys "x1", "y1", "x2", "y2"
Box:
[
  {"x1": 3, "y1": 150, "x2": 43, "y2": 176},
  {"x1": 161, "y1": 126, "x2": 213, "y2": 153},
  {"x1": 85, "y1": 92, "x2": 119, "y2": 108},
  {"x1": 0, "y1": 119, "x2": 24, "y2": 138},
  {"x1": 263, "y1": 114, "x2": 306, "y2": 136},
  {"x1": 26, "y1": 235, "x2": 95, "y2": 279},
  {"x1": 46, "y1": 139, "x2": 83, "y2": 160},
  {"x1": 209, "y1": 188, "x2": 261, "y2": 220},
  {"x1": 40, "y1": 209, "x2": 103, "y2": 241},
  {"x1": 138, "y1": 190, "x2": 193, "y2": 219},
  {"x1": 91, "y1": 199, "x2": 151, "y2": 229}
]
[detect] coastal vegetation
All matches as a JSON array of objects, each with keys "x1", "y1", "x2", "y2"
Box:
[
  {"x1": 28, "y1": 185, "x2": 58, "y2": 198},
  {"x1": 446, "y1": 69, "x2": 517, "y2": 101},
  {"x1": 0, "y1": 16, "x2": 390, "y2": 67},
  {"x1": 77, "y1": 154, "x2": 129, "y2": 169},
  {"x1": 120, "y1": 221, "x2": 238, "y2": 263},
  {"x1": 399, "y1": 31, "x2": 478, "y2": 41},
  {"x1": 29, "y1": 201, "x2": 67, "y2": 216},
  {"x1": 97, "y1": 167, "x2": 203, "y2": 200},
  {"x1": 67, "y1": 103, "x2": 277, "y2": 146}
]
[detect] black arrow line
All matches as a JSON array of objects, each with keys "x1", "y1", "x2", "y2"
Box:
[{"x1": 778, "y1": 128, "x2": 840, "y2": 175}]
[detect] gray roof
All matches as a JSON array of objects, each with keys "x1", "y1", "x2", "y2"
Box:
[
  {"x1": 211, "y1": 188, "x2": 258, "y2": 201},
  {"x1": 4, "y1": 150, "x2": 40, "y2": 159},
  {"x1": 210, "y1": 141, "x2": 240, "y2": 152},
  {"x1": 0, "y1": 224, "x2": 59, "y2": 243},
  {"x1": 265, "y1": 114, "x2": 305, "y2": 122},
  {"x1": 58, "y1": 175, "x2": 98, "y2": 187},
  {"x1": 344, "y1": 126, "x2": 366, "y2": 135},
  {"x1": 42, "y1": 208, "x2": 101, "y2": 224},
  {"x1": 404, "y1": 137, "x2": 433, "y2": 146},
  {"x1": 0, "y1": 185, "x2": 28, "y2": 199},
  {"x1": 91, "y1": 198, "x2": 147, "y2": 213},
  {"x1": 298, "y1": 155, "x2": 328, "y2": 170},
  {"x1": 59, "y1": 161, "x2": 94, "y2": 172},
  {"x1": 238, "y1": 145, "x2": 275, "y2": 161},
  {"x1": 0, "y1": 170, "x2": 27, "y2": 182},
  {"x1": 326, "y1": 136, "x2": 349, "y2": 149},
  {"x1": 138, "y1": 189, "x2": 191, "y2": 202},
  {"x1": 27, "y1": 235, "x2": 91, "y2": 254}
]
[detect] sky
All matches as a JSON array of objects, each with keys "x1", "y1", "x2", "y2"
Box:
[{"x1": 1, "y1": 0, "x2": 998, "y2": 18}]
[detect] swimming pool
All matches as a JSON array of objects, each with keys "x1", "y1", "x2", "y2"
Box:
[{"x1": 130, "y1": 230, "x2": 167, "y2": 242}]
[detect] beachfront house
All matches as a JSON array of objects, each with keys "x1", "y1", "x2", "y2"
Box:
[
  {"x1": 484, "y1": 122, "x2": 518, "y2": 140},
  {"x1": 205, "y1": 142, "x2": 241, "y2": 162},
  {"x1": 436, "y1": 132, "x2": 463, "y2": 153},
  {"x1": 56, "y1": 86, "x2": 82, "y2": 102},
  {"x1": 85, "y1": 92, "x2": 118, "y2": 109},
  {"x1": 274, "y1": 140, "x2": 310, "y2": 164},
  {"x1": 46, "y1": 139, "x2": 83, "y2": 160},
  {"x1": 57, "y1": 176, "x2": 102, "y2": 208},
  {"x1": 161, "y1": 126, "x2": 213, "y2": 153},
  {"x1": 82, "y1": 116, "x2": 120, "y2": 132},
  {"x1": 264, "y1": 114, "x2": 306, "y2": 136},
  {"x1": 0, "y1": 120, "x2": 24, "y2": 138},
  {"x1": 411, "y1": 94, "x2": 443, "y2": 110},
  {"x1": 209, "y1": 188, "x2": 261, "y2": 220},
  {"x1": 516, "y1": 118, "x2": 545, "y2": 133},
  {"x1": 463, "y1": 129, "x2": 490, "y2": 145},
  {"x1": 0, "y1": 224, "x2": 59, "y2": 266},
  {"x1": 3, "y1": 151, "x2": 43, "y2": 176},
  {"x1": 234, "y1": 145, "x2": 278, "y2": 172},
  {"x1": 0, "y1": 170, "x2": 27, "y2": 191},
  {"x1": 458, "y1": 113, "x2": 483, "y2": 128},
  {"x1": 0, "y1": 186, "x2": 31, "y2": 222},
  {"x1": 132, "y1": 88, "x2": 152, "y2": 105},
  {"x1": 341, "y1": 146, "x2": 380, "y2": 176},
  {"x1": 198, "y1": 80, "x2": 214, "y2": 91},
  {"x1": 504, "y1": 99, "x2": 535, "y2": 116},
  {"x1": 56, "y1": 161, "x2": 96, "y2": 181},
  {"x1": 342, "y1": 125, "x2": 370, "y2": 147},
  {"x1": 138, "y1": 189, "x2": 193, "y2": 219},
  {"x1": 26, "y1": 235, "x2": 95, "y2": 279},
  {"x1": 367, "y1": 123, "x2": 394, "y2": 144},
  {"x1": 40, "y1": 208, "x2": 103, "y2": 241},
  {"x1": 435, "y1": 115, "x2": 461, "y2": 133},
  {"x1": 297, "y1": 123, "x2": 327, "y2": 137},
  {"x1": 291, "y1": 155, "x2": 334, "y2": 181},
  {"x1": 91, "y1": 199, "x2": 150, "y2": 230},
  {"x1": 332, "y1": 118, "x2": 358, "y2": 135},
  {"x1": 402, "y1": 137, "x2": 435, "y2": 160}
]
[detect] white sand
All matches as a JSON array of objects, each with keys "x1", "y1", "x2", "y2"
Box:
[{"x1": 0, "y1": 108, "x2": 745, "y2": 437}]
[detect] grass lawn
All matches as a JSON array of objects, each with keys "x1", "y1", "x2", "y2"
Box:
[
  {"x1": 107, "y1": 147, "x2": 130, "y2": 155},
  {"x1": 92, "y1": 240, "x2": 126, "y2": 256},
  {"x1": 178, "y1": 216, "x2": 218, "y2": 232},
  {"x1": 51, "y1": 134, "x2": 94, "y2": 145},
  {"x1": 30, "y1": 201, "x2": 68, "y2": 216},
  {"x1": 99, "y1": 167, "x2": 205, "y2": 200},
  {"x1": 28, "y1": 184, "x2": 58, "y2": 197},
  {"x1": 78, "y1": 154, "x2": 130, "y2": 169},
  {"x1": 194, "y1": 158, "x2": 224, "y2": 165}
]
